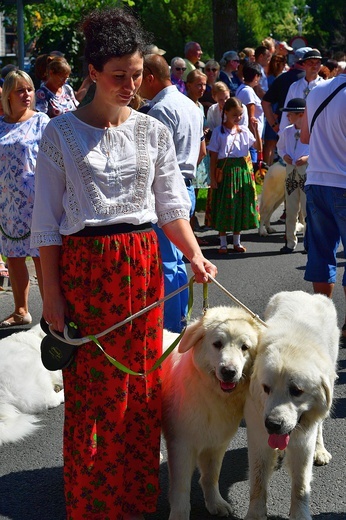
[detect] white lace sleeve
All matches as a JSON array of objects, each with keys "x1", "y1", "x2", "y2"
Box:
[{"x1": 31, "y1": 129, "x2": 66, "y2": 247}]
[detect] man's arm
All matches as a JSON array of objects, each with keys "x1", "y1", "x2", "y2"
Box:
[{"x1": 262, "y1": 99, "x2": 279, "y2": 133}]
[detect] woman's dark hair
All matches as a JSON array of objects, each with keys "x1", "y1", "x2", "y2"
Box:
[
  {"x1": 221, "y1": 96, "x2": 243, "y2": 133},
  {"x1": 242, "y1": 62, "x2": 262, "y2": 83},
  {"x1": 82, "y1": 7, "x2": 151, "y2": 71}
]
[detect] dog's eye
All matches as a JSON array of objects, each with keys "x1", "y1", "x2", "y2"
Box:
[
  {"x1": 263, "y1": 384, "x2": 270, "y2": 394},
  {"x1": 213, "y1": 340, "x2": 223, "y2": 350},
  {"x1": 289, "y1": 385, "x2": 304, "y2": 397},
  {"x1": 241, "y1": 343, "x2": 249, "y2": 351}
]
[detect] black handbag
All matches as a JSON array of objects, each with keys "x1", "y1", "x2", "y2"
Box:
[{"x1": 40, "y1": 317, "x2": 80, "y2": 371}]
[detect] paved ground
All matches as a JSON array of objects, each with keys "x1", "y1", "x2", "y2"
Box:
[{"x1": 0, "y1": 204, "x2": 345, "y2": 519}]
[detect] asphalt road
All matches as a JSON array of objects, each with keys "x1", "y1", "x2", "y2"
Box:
[{"x1": 0, "y1": 204, "x2": 345, "y2": 520}]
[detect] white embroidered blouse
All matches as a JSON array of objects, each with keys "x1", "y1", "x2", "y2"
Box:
[{"x1": 31, "y1": 110, "x2": 191, "y2": 247}]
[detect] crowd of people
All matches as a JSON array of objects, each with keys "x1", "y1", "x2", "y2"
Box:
[{"x1": 0, "y1": 6, "x2": 345, "y2": 519}]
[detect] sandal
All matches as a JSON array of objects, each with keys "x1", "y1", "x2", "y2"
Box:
[
  {"x1": 218, "y1": 246, "x2": 229, "y2": 255},
  {"x1": 233, "y1": 244, "x2": 246, "y2": 253},
  {"x1": 0, "y1": 312, "x2": 32, "y2": 328},
  {"x1": 0, "y1": 261, "x2": 9, "y2": 277}
]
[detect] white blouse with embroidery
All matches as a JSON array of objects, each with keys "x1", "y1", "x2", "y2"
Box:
[{"x1": 31, "y1": 110, "x2": 191, "y2": 247}]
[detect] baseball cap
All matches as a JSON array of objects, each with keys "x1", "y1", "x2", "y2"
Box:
[
  {"x1": 279, "y1": 41, "x2": 293, "y2": 52},
  {"x1": 294, "y1": 47, "x2": 312, "y2": 62},
  {"x1": 280, "y1": 97, "x2": 306, "y2": 112}
]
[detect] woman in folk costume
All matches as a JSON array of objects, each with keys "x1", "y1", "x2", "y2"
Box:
[{"x1": 31, "y1": 7, "x2": 217, "y2": 520}]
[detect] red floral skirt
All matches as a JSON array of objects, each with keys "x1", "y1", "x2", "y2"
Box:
[{"x1": 60, "y1": 230, "x2": 163, "y2": 519}]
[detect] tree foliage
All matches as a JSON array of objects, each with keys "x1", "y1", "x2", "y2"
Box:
[{"x1": 0, "y1": 0, "x2": 345, "y2": 84}]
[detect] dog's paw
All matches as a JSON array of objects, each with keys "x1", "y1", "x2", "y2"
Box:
[
  {"x1": 206, "y1": 497, "x2": 232, "y2": 517},
  {"x1": 314, "y1": 447, "x2": 332, "y2": 466},
  {"x1": 295, "y1": 222, "x2": 305, "y2": 234},
  {"x1": 266, "y1": 226, "x2": 278, "y2": 234},
  {"x1": 258, "y1": 227, "x2": 268, "y2": 237},
  {"x1": 244, "y1": 503, "x2": 267, "y2": 520}
]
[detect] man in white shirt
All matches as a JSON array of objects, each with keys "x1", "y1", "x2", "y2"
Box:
[
  {"x1": 301, "y1": 72, "x2": 346, "y2": 340},
  {"x1": 280, "y1": 49, "x2": 324, "y2": 131},
  {"x1": 139, "y1": 53, "x2": 205, "y2": 333}
]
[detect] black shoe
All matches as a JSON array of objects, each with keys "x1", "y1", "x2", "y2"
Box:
[{"x1": 280, "y1": 245, "x2": 294, "y2": 254}]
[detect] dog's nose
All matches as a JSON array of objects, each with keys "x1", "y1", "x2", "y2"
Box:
[
  {"x1": 265, "y1": 417, "x2": 284, "y2": 434},
  {"x1": 220, "y1": 366, "x2": 236, "y2": 381}
]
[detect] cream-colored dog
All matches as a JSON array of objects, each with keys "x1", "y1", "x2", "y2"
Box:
[
  {"x1": 259, "y1": 161, "x2": 286, "y2": 236},
  {"x1": 0, "y1": 325, "x2": 64, "y2": 446},
  {"x1": 161, "y1": 306, "x2": 263, "y2": 520},
  {"x1": 244, "y1": 291, "x2": 339, "y2": 520},
  {"x1": 259, "y1": 161, "x2": 305, "y2": 237}
]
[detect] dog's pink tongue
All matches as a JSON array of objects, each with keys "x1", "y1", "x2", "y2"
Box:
[
  {"x1": 268, "y1": 433, "x2": 290, "y2": 450},
  {"x1": 220, "y1": 381, "x2": 236, "y2": 392}
]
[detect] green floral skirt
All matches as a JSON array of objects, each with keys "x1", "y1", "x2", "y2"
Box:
[{"x1": 211, "y1": 155, "x2": 259, "y2": 233}]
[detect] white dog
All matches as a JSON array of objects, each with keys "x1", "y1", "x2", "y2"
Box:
[
  {"x1": 259, "y1": 161, "x2": 286, "y2": 236},
  {"x1": 161, "y1": 306, "x2": 263, "y2": 520},
  {"x1": 244, "y1": 291, "x2": 339, "y2": 520},
  {"x1": 259, "y1": 161, "x2": 305, "y2": 237},
  {"x1": 0, "y1": 325, "x2": 64, "y2": 446}
]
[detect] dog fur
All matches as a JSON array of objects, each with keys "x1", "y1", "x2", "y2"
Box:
[
  {"x1": 161, "y1": 306, "x2": 263, "y2": 520},
  {"x1": 259, "y1": 161, "x2": 286, "y2": 236},
  {"x1": 244, "y1": 291, "x2": 339, "y2": 520},
  {"x1": 0, "y1": 325, "x2": 64, "y2": 446},
  {"x1": 259, "y1": 161, "x2": 305, "y2": 237}
]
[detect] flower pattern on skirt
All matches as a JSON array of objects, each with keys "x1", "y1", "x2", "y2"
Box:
[
  {"x1": 60, "y1": 230, "x2": 163, "y2": 519},
  {"x1": 210, "y1": 155, "x2": 259, "y2": 233}
]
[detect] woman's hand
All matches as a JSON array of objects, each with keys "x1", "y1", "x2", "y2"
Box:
[
  {"x1": 39, "y1": 245, "x2": 67, "y2": 332},
  {"x1": 43, "y1": 287, "x2": 68, "y2": 333},
  {"x1": 162, "y1": 219, "x2": 217, "y2": 284},
  {"x1": 190, "y1": 253, "x2": 218, "y2": 284}
]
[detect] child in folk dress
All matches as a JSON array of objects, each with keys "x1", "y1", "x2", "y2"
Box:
[
  {"x1": 277, "y1": 97, "x2": 309, "y2": 253},
  {"x1": 208, "y1": 97, "x2": 260, "y2": 253}
]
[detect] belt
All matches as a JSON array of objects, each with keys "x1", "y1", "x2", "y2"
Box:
[{"x1": 70, "y1": 222, "x2": 152, "y2": 237}]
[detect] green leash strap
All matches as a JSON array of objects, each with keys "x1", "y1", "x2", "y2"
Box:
[
  {"x1": 202, "y1": 282, "x2": 209, "y2": 314},
  {"x1": 87, "y1": 276, "x2": 196, "y2": 377}
]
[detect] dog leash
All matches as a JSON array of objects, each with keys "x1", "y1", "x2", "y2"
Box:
[
  {"x1": 206, "y1": 274, "x2": 268, "y2": 328},
  {"x1": 47, "y1": 275, "x2": 267, "y2": 376},
  {"x1": 48, "y1": 277, "x2": 196, "y2": 377}
]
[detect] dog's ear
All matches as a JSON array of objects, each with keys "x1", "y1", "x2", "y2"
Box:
[
  {"x1": 321, "y1": 372, "x2": 337, "y2": 412},
  {"x1": 178, "y1": 318, "x2": 205, "y2": 353}
]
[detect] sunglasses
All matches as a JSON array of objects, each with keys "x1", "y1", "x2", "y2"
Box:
[
  {"x1": 232, "y1": 59, "x2": 240, "y2": 63},
  {"x1": 205, "y1": 68, "x2": 218, "y2": 72},
  {"x1": 174, "y1": 67, "x2": 187, "y2": 71}
]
